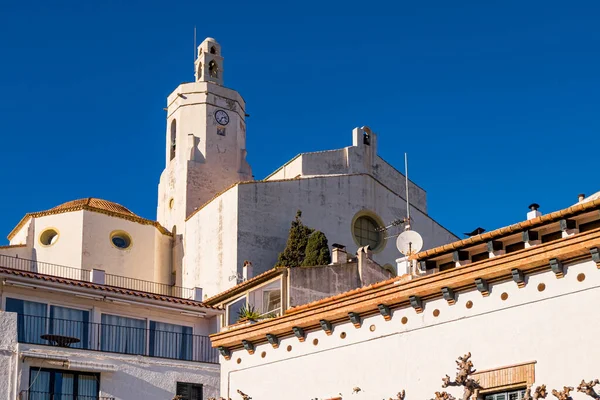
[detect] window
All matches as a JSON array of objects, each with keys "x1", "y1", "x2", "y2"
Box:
[
  {"x1": 170, "y1": 119, "x2": 177, "y2": 160},
  {"x1": 29, "y1": 367, "x2": 99, "y2": 399},
  {"x1": 5, "y1": 298, "x2": 90, "y2": 349},
  {"x1": 101, "y1": 314, "x2": 146, "y2": 355},
  {"x1": 208, "y1": 60, "x2": 219, "y2": 78},
  {"x1": 485, "y1": 389, "x2": 527, "y2": 400},
  {"x1": 110, "y1": 230, "x2": 132, "y2": 249},
  {"x1": 39, "y1": 228, "x2": 59, "y2": 246},
  {"x1": 209, "y1": 46, "x2": 217, "y2": 54},
  {"x1": 149, "y1": 321, "x2": 193, "y2": 360},
  {"x1": 226, "y1": 296, "x2": 246, "y2": 326},
  {"x1": 353, "y1": 215, "x2": 382, "y2": 250},
  {"x1": 176, "y1": 382, "x2": 203, "y2": 400}
]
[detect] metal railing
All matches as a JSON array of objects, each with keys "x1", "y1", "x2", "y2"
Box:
[
  {"x1": 104, "y1": 274, "x2": 193, "y2": 299},
  {"x1": 15, "y1": 314, "x2": 219, "y2": 364},
  {"x1": 18, "y1": 391, "x2": 114, "y2": 400},
  {"x1": 0, "y1": 254, "x2": 195, "y2": 301},
  {"x1": 0, "y1": 254, "x2": 90, "y2": 281}
]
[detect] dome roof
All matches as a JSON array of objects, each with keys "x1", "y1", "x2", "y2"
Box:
[
  {"x1": 7, "y1": 198, "x2": 171, "y2": 241},
  {"x1": 49, "y1": 198, "x2": 136, "y2": 217}
]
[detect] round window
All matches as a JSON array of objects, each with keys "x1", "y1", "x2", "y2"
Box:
[
  {"x1": 39, "y1": 228, "x2": 59, "y2": 246},
  {"x1": 110, "y1": 231, "x2": 132, "y2": 249},
  {"x1": 353, "y1": 215, "x2": 383, "y2": 250}
]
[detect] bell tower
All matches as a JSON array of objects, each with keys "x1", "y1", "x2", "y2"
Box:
[{"x1": 157, "y1": 37, "x2": 253, "y2": 237}]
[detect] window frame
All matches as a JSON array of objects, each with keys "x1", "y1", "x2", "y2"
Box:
[
  {"x1": 28, "y1": 366, "x2": 100, "y2": 399},
  {"x1": 350, "y1": 211, "x2": 386, "y2": 253}
]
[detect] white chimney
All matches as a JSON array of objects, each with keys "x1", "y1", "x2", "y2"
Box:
[
  {"x1": 243, "y1": 260, "x2": 253, "y2": 281},
  {"x1": 331, "y1": 243, "x2": 347, "y2": 264},
  {"x1": 527, "y1": 203, "x2": 541, "y2": 220},
  {"x1": 579, "y1": 193, "x2": 586, "y2": 203}
]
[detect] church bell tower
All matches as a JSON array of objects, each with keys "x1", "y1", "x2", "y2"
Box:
[{"x1": 157, "y1": 37, "x2": 253, "y2": 234}]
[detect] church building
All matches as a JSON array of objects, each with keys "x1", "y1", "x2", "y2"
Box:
[{"x1": 1, "y1": 37, "x2": 457, "y2": 300}]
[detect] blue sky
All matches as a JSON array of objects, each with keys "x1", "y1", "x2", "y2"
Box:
[{"x1": 1, "y1": 1, "x2": 599, "y2": 245}]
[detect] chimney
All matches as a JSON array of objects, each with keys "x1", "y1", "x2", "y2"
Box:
[
  {"x1": 579, "y1": 193, "x2": 586, "y2": 203},
  {"x1": 331, "y1": 243, "x2": 347, "y2": 264},
  {"x1": 527, "y1": 203, "x2": 541, "y2": 220},
  {"x1": 243, "y1": 260, "x2": 253, "y2": 281}
]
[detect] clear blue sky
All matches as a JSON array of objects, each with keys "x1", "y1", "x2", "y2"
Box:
[{"x1": 1, "y1": 1, "x2": 599, "y2": 245}]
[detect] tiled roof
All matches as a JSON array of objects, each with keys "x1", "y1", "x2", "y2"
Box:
[
  {"x1": 414, "y1": 198, "x2": 600, "y2": 260},
  {"x1": 203, "y1": 268, "x2": 285, "y2": 305},
  {"x1": 0, "y1": 266, "x2": 221, "y2": 311},
  {"x1": 50, "y1": 198, "x2": 136, "y2": 216},
  {"x1": 7, "y1": 198, "x2": 171, "y2": 240}
]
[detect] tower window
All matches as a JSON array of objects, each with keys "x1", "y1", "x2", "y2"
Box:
[
  {"x1": 39, "y1": 228, "x2": 59, "y2": 247},
  {"x1": 208, "y1": 60, "x2": 219, "y2": 78},
  {"x1": 170, "y1": 119, "x2": 177, "y2": 160},
  {"x1": 210, "y1": 46, "x2": 217, "y2": 55}
]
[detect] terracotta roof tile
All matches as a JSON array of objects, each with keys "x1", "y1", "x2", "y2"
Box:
[
  {"x1": 0, "y1": 266, "x2": 222, "y2": 310},
  {"x1": 7, "y1": 198, "x2": 171, "y2": 240},
  {"x1": 204, "y1": 268, "x2": 285, "y2": 305},
  {"x1": 414, "y1": 198, "x2": 600, "y2": 260}
]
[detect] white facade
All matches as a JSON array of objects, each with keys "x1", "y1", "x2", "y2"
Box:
[
  {"x1": 0, "y1": 279, "x2": 221, "y2": 400},
  {"x1": 216, "y1": 258, "x2": 600, "y2": 400}
]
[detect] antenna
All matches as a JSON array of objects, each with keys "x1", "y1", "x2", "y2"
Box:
[
  {"x1": 193, "y1": 26, "x2": 197, "y2": 76},
  {"x1": 405, "y1": 152, "x2": 410, "y2": 229}
]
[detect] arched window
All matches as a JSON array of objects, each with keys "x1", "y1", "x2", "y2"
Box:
[
  {"x1": 210, "y1": 46, "x2": 217, "y2": 55},
  {"x1": 208, "y1": 60, "x2": 219, "y2": 78},
  {"x1": 196, "y1": 62, "x2": 202, "y2": 80},
  {"x1": 170, "y1": 119, "x2": 177, "y2": 160}
]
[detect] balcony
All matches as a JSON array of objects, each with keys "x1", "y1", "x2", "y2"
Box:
[
  {"x1": 0, "y1": 254, "x2": 197, "y2": 300},
  {"x1": 19, "y1": 391, "x2": 114, "y2": 400},
  {"x1": 16, "y1": 314, "x2": 219, "y2": 364}
]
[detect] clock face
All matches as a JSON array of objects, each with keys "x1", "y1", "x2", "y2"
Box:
[{"x1": 214, "y1": 110, "x2": 230, "y2": 126}]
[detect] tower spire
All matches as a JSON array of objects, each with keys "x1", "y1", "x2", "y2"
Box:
[{"x1": 195, "y1": 37, "x2": 223, "y2": 85}]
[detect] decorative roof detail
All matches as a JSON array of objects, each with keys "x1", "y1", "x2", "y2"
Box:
[{"x1": 7, "y1": 198, "x2": 171, "y2": 240}]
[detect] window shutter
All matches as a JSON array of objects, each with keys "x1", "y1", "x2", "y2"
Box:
[
  {"x1": 191, "y1": 384, "x2": 203, "y2": 400},
  {"x1": 176, "y1": 382, "x2": 202, "y2": 400}
]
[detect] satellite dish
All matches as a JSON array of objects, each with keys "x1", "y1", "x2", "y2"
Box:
[{"x1": 396, "y1": 230, "x2": 424, "y2": 255}]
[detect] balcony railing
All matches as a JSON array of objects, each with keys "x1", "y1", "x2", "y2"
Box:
[
  {"x1": 19, "y1": 391, "x2": 114, "y2": 400},
  {"x1": 104, "y1": 273, "x2": 193, "y2": 299},
  {"x1": 0, "y1": 254, "x2": 196, "y2": 300},
  {"x1": 0, "y1": 254, "x2": 90, "y2": 281},
  {"x1": 16, "y1": 314, "x2": 219, "y2": 364}
]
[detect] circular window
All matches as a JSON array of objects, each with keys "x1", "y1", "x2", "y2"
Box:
[
  {"x1": 352, "y1": 214, "x2": 384, "y2": 251},
  {"x1": 110, "y1": 231, "x2": 132, "y2": 250},
  {"x1": 39, "y1": 228, "x2": 59, "y2": 246}
]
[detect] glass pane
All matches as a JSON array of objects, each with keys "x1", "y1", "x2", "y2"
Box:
[
  {"x1": 227, "y1": 297, "x2": 247, "y2": 325},
  {"x1": 6, "y1": 298, "x2": 48, "y2": 344},
  {"x1": 78, "y1": 374, "x2": 99, "y2": 399},
  {"x1": 29, "y1": 369, "x2": 51, "y2": 399},
  {"x1": 101, "y1": 314, "x2": 146, "y2": 355},
  {"x1": 54, "y1": 372, "x2": 74, "y2": 397},
  {"x1": 496, "y1": 394, "x2": 506, "y2": 400},
  {"x1": 49, "y1": 306, "x2": 89, "y2": 349},
  {"x1": 149, "y1": 321, "x2": 193, "y2": 360}
]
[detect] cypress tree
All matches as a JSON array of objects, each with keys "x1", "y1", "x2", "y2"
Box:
[
  {"x1": 302, "y1": 230, "x2": 331, "y2": 266},
  {"x1": 275, "y1": 210, "x2": 314, "y2": 267}
]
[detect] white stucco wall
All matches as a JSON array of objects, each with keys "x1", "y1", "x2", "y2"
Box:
[
  {"x1": 0, "y1": 245, "x2": 30, "y2": 259},
  {"x1": 32, "y1": 211, "x2": 85, "y2": 268},
  {"x1": 81, "y1": 211, "x2": 171, "y2": 282},
  {"x1": 183, "y1": 186, "x2": 240, "y2": 299},
  {"x1": 219, "y1": 259, "x2": 600, "y2": 399},
  {"x1": 8, "y1": 219, "x2": 31, "y2": 246},
  {"x1": 0, "y1": 312, "x2": 18, "y2": 400},
  {"x1": 235, "y1": 174, "x2": 456, "y2": 278}
]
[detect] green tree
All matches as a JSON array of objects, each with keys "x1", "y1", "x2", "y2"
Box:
[
  {"x1": 275, "y1": 210, "x2": 314, "y2": 267},
  {"x1": 302, "y1": 230, "x2": 331, "y2": 266}
]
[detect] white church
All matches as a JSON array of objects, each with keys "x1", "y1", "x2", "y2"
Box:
[
  {"x1": 1, "y1": 37, "x2": 456, "y2": 300},
  {"x1": 0, "y1": 37, "x2": 458, "y2": 400}
]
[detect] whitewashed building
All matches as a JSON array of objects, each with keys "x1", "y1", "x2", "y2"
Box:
[
  {"x1": 0, "y1": 36, "x2": 458, "y2": 400},
  {"x1": 211, "y1": 197, "x2": 600, "y2": 400}
]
